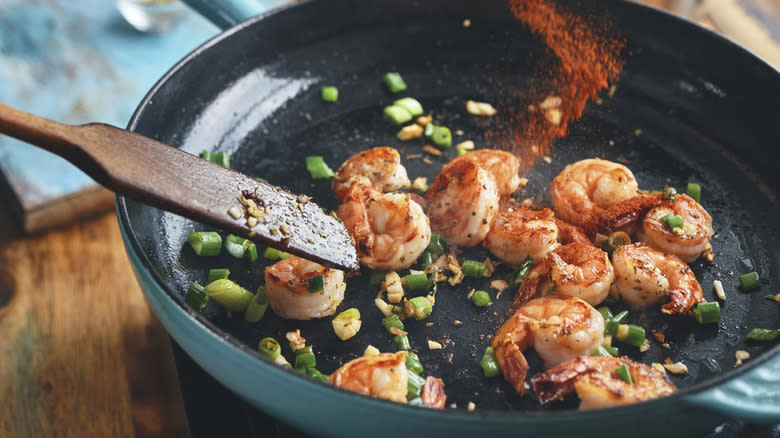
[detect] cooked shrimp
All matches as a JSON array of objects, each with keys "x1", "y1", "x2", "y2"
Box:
[
  {"x1": 442, "y1": 149, "x2": 522, "y2": 196},
  {"x1": 330, "y1": 351, "x2": 409, "y2": 403},
  {"x1": 531, "y1": 356, "x2": 676, "y2": 409},
  {"x1": 492, "y1": 296, "x2": 604, "y2": 395},
  {"x1": 551, "y1": 158, "x2": 639, "y2": 226},
  {"x1": 483, "y1": 206, "x2": 560, "y2": 265},
  {"x1": 425, "y1": 158, "x2": 500, "y2": 247},
  {"x1": 611, "y1": 242, "x2": 703, "y2": 315},
  {"x1": 420, "y1": 376, "x2": 447, "y2": 409},
  {"x1": 338, "y1": 183, "x2": 431, "y2": 270},
  {"x1": 332, "y1": 146, "x2": 411, "y2": 201},
  {"x1": 513, "y1": 242, "x2": 615, "y2": 309},
  {"x1": 264, "y1": 256, "x2": 346, "y2": 320},
  {"x1": 637, "y1": 193, "x2": 714, "y2": 263}
]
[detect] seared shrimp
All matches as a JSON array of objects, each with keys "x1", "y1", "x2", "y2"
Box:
[
  {"x1": 637, "y1": 193, "x2": 714, "y2": 263},
  {"x1": 551, "y1": 158, "x2": 639, "y2": 227},
  {"x1": 330, "y1": 352, "x2": 409, "y2": 403},
  {"x1": 264, "y1": 256, "x2": 346, "y2": 320},
  {"x1": 330, "y1": 351, "x2": 448, "y2": 408},
  {"x1": 611, "y1": 242, "x2": 703, "y2": 315},
  {"x1": 483, "y1": 206, "x2": 560, "y2": 265},
  {"x1": 513, "y1": 242, "x2": 615, "y2": 308},
  {"x1": 425, "y1": 158, "x2": 499, "y2": 247},
  {"x1": 531, "y1": 356, "x2": 676, "y2": 409},
  {"x1": 338, "y1": 183, "x2": 431, "y2": 270},
  {"x1": 442, "y1": 149, "x2": 522, "y2": 196},
  {"x1": 492, "y1": 296, "x2": 605, "y2": 395},
  {"x1": 332, "y1": 146, "x2": 411, "y2": 201}
]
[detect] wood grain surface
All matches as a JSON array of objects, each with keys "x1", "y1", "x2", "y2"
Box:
[
  {"x1": 0, "y1": 208, "x2": 189, "y2": 438},
  {"x1": 0, "y1": 2, "x2": 776, "y2": 438}
]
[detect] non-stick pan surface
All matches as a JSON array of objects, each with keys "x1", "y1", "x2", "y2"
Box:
[{"x1": 117, "y1": 0, "x2": 779, "y2": 429}]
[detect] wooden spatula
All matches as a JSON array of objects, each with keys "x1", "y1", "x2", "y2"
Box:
[{"x1": 0, "y1": 103, "x2": 359, "y2": 271}]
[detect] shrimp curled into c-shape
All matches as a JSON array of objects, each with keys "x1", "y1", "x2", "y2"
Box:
[
  {"x1": 610, "y1": 242, "x2": 703, "y2": 315},
  {"x1": 264, "y1": 256, "x2": 346, "y2": 320},
  {"x1": 531, "y1": 356, "x2": 677, "y2": 409},
  {"x1": 331, "y1": 146, "x2": 411, "y2": 202},
  {"x1": 491, "y1": 296, "x2": 605, "y2": 395}
]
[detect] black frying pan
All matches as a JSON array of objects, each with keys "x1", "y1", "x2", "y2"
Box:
[{"x1": 117, "y1": 0, "x2": 780, "y2": 435}]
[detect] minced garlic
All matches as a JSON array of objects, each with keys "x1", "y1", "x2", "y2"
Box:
[
  {"x1": 465, "y1": 100, "x2": 497, "y2": 116},
  {"x1": 427, "y1": 340, "x2": 443, "y2": 350}
]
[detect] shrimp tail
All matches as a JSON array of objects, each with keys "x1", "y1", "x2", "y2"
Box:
[
  {"x1": 585, "y1": 193, "x2": 663, "y2": 237},
  {"x1": 661, "y1": 286, "x2": 703, "y2": 315},
  {"x1": 555, "y1": 218, "x2": 591, "y2": 245},
  {"x1": 510, "y1": 263, "x2": 548, "y2": 314},
  {"x1": 530, "y1": 356, "x2": 627, "y2": 404},
  {"x1": 421, "y1": 376, "x2": 447, "y2": 409},
  {"x1": 494, "y1": 342, "x2": 530, "y2": 396}
]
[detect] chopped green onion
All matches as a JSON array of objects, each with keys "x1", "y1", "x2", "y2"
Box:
[
  {"x1": 431, "y1": 126, "x2": 452, "y2": 149},
  {"x1": 660, "y1": 214, "x2": 684, "y2": 229},
  {"x1": 244, "y1": 286, "x2": 268, "y2": 322},
  {"x1": 512, "y1": 256, "x2": 534, "y2": 285},
  {"x1": 471, "y1": 290, "x2": 491, "y2": 307},
  {"x1": 305, "y1": 155, "x2": 335, "y2": 179},
  {"x1": 404, "y1": 273, "x2": 430, "y2": 291},
  {"x1": 457, "y1": 148, "x2": 468, "y2": 156},
  {"x1": 393, "y1": 97, "x2": 423, "y2": 116},
  {"x1": 416, "y1": 251, "x2": 434, "y2": 269},
  {"x1": 382, "y1": 314, "x2": 405, "y2": 333},
  {"x1": 308, "y1": 274, "x2": 325, "y2": 293},
  {"x1": 406, "y1": 353, "x2": 423, "y2": 374},
  {"x1": 406, "y1": 296, "x2": 433, "y2": 320},
  {"x1": 203, "y1": 279, "x2": 255, "y2": 312},
  {"x1": 423, "y1": 123, "x2": 434, "y2": 138},
  {"x1": 593, "y1": 345, "x2": 619, "y2": 357},
  {"x1": 692, "y1": 301, "x2": 720, "y2": 324},
  {"x1": 321, "y1": 86, "x2": 338, "y2": 102},
  {"x1": 224, "y1": 234, "x2": 257, "y2": 261},
  {"x1": 369, "y1": 270, "x2": 386, "y2": 286},
  {"x1": 184, "y1": 281, "x2": 210, "y2": 311},
  {"x1": 597, "y1": 306, "x2": 613, "y2": 321},
  {"x1": 201, "y1": 150, "x2": 229, "y2": 168},
  {"x1": 480, "y1": 347, "x2": 501, "y2": 378},
  {"x1": 744, "y1": 328, "x2": 780, "y2": 342},
  {"x1": 407, "y1": 369, "x2": 425, "y2": 399},
  {"x1": 263, "y1": 247, "x2": 293, "y2": 261},
  {"x1": 392, "y1": 305, "x2": 404, "y2": 315},
  {"x1": 462, "y1": 260, "x2": 486, "y2": 278},
  {"x1": 662, "y1": 185, "x2": 677, "y2": 202},
  {"x1": 686, "y1": 182, "x2": 701, "y2": 203},
  {"x1": 258, "y1": 337, "x2": 281, "y2": 361},
  {"x1": 383, "y1": 105, "x2": 413, "y2": 125},
  {"x1": 295, "y1": 350, "x2": 317, "y2": 370},
  {"x1": 615, "y1": 363, "x2": 632, "y2": 384},
  {"x1": 306, "y1": 367, "x2": 330, "y2": 382},
  {"x1": 336, "y1": 308, "x2": 361, "y2": 320},
  {"x1": 616, "y1": 324, "x2": 646, "y2": 347},
  {"x1": 408, "y1": 397, "x2": 424, "y2": 406},
  {"x1": 605, "y1": 310, "x2": 629, "y2": 336},
  {"x1": 187, "y1": 231, "x2": 222, "y2": 256},
  {"x1": 765, "y1": 294, "x2": 780, "y2": 303},
  {"x1": 427, "y1": 232, "x2": 446, "y2": 258},
  {"x1": 394, "y1": 334, "x2": 411, "y2": 351},
  {"x1": 739, "y1": 271, "x2": 760, "y2": 290},
  {"x1": 383, "y1": 72, "x2": 407, "y2": 93},
  {"x1": 207, "y1": 268, "x2": 231, "y2": 283}
]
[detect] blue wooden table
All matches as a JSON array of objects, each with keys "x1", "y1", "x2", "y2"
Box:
[{"x1": 0, "y1": 0, "x2": 218, "y2": 232}]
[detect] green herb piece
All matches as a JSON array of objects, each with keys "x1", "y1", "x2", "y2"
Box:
[
  {"x1": 407, "y1": 369, "x2": 425, "y2": 399},
  {"x1": 512, "y1": 256, "x2": 534, "y2": 285},
  {"x1": 480, "y1": 347, "x2": 501, "y2": 378},
  {"x1": 739, "y1": 271, "x2": 760, "y2": 290},
  {"x1": 306, "y1": 156, "x2": 335, "y2": 179},
  {"x1": 207, "y1": 268, "x2": 231, "y2": 283},
  {"x1": 201, "y1": 150, "x2": 230, "y2": 168},
  {"x1": 471, "y1": 290, "x2": 491, "y2": 307},
  {"x1": 686, "y1": 182, "x2": 701, "y2": 203},
  {"x1": 393, "y1": 97, "x2": 423, "y2": 116},
  {"x1": 615, "y1": 363, "x2": 633, "y2": 384},
  {"x1": 692, "y1": 301, "x2": 720, "y2": 324},
  {"x1": 308, "y1": 274, "x2": 325, "y2": 293},
  {"x1": 394, "y1": 334, "x2": 411, "y2": 351},
  {"x1": 383, "y1": 72, "x2": 407, "y2": 93},
  {"x1": 404, "y1": 273, "x2": 430, "y2": 291},
  {"x1": 225, "y1": 234, "x2": 257, "y2": 260},
  {"x1": 258, "y1": 337, "x2": 281, "y2": 360},
  {"x1": 462, "y1": 260, "x2": 486, "y2": 278},
  {"x1": 616, "y1": 323, "x2": 646, "y2": 347},
  {"x1": 382, "y1": 315, "x2": 405, "y2": 333},
  {"x1": 744, "y1": 328, "x2": 780, "y2": 342},
  {"x1": 294, "y1": 349, "x2": 317, "y2": 370},
  {"x1": 406, "y1": 296, "x2": 433, "y2": 320},
  {"x1": 263, "y1": 247, "x2": 293, "y2": 261},
  {"x1": 244, "y1": 286, "x2": 268, "y2": 322},
  {"x1": 321, "y1": 86, "x2": 338, "y2": 102},
  {"x1": 187, "y1": 231, "x2": 222, "y2": 256},
  {"x1": 184, "y1": 281, "x2": 210, "y2": 311},
  {"x1": 406, "y1": 352, "x2": 424, "y2": 374},
  {"x1": 660, "y1": 214, "x2": 684, "y2": 229},
  {"x1": 383, "y1": 105, "x2": 413, "y2": 125},
  {"x1": 203, "y1": 278, "x2": 255, "y2": 312},
  {"x1": 431, "y1": 126, "x2": 452, "y2": 149}
]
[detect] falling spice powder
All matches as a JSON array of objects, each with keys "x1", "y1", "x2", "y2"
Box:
[{"x1": 489, "y1": 0, "x2": 626, "y2": 166}]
